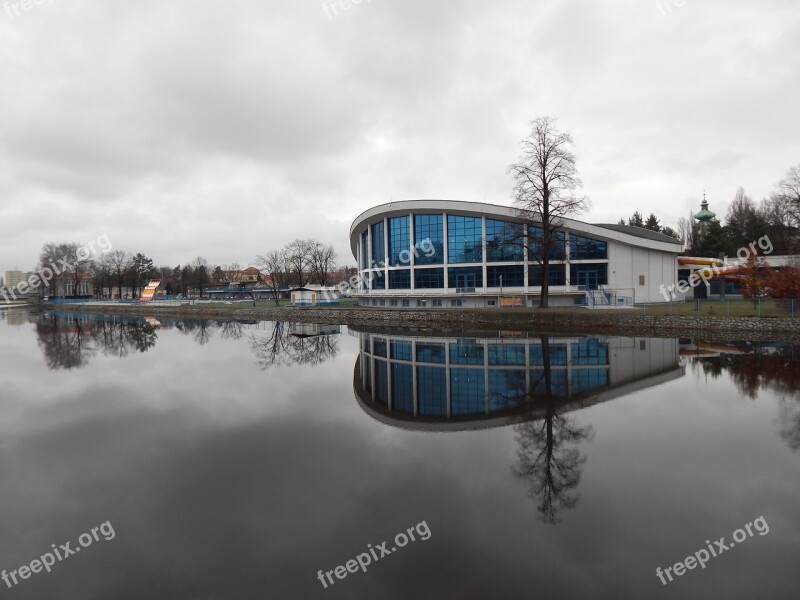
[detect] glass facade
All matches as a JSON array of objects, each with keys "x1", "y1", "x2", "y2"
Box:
[
  {"x1": 529, "y1": 264, "x2": 567, "y2": 287},
  {"x1": 447, "y1": 215, "x2": 483, "y2": 264},
  {"x1": 450, "y1": 344, "x2": 484, "y2": 365},
  {"x1": 529, "y1": 226, "x2": 566, "y2": 262},
  {"x1": 414, "y1": 214, "x2": 444, "y2": 265},
  {"x1": 360, "y1": 231, "x2": 369, "y2": 270},
  {"x1": 390, "y1": 340, "x2": 412, "y2": 361},
  {"x1": 391, "y1": 363, "x2": 414, "y2": 413},
  {"x1": 371, "y1": 221, "x2": 385, "y2": 267},
  {"x1": 389, "y1": 269, "x2": 411, "y2": 290},
  {"x1": 369, "y1": 271, "x2": 386, "y2": 290},
  {"x1": 417, "y1": 366, "x2": 446, "y2": 415},
  {"x1": 448, "y1": 266, "x2": 482, "y2": 289},
  {"x1": 570, "y1": 263, "x2": 608, "y2": 289},
  {"x1": 374, "y1": 359, "x2": 389, "y2": 405},
  {"x1": 570, "y1": 234, "x2": 607, "y2": 260},
  {"x1": 488, "y1": 370, "x2": 526, "y2": 410},
  {"x1": 414, "y1": 268, "x2": 445, "y2": 289},
  {"x1": 530, "y1": 343, "x2": 568, "y2": 366},
  {"x1": 388, "y1": 216, "x2": 410, "y2": 266},
  {"x1": 487, "y1": 265, "x2": 524, "y2": 287},
  {"x1": 450, "y1": 369, "x2": 485, "y2": 415},
  {"x1": 485, "y1": 219, "x2": 523, "y2": 262},
  {"x1": 571, "y1": 338, "x2": 609, "y2": 365},
  {"x1": 416, "y1": 343, "x2": 445, "y2": 364},
  {"x1": 373, "y1": 338, "x2": 387, "y2": 358},
  {"x1": 488, "y1": 344, "x2": 526, "y2": 366}
]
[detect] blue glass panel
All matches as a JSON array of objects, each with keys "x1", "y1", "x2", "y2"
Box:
[
  {"x1": 572, "y1": 368, "x2": 610, "y2": 394},
  {"x1": 487, "y1": 265, "x2": 524, "y2": 287},
  {"x1": 450, "y1": 344, "x2": 484, "y2": 365},
  {"x1": 414, "y1": 214, "x2": 444, "y2": 265},
  {"x1": 371, "y1": 221, "x2": 385, "y2": 267},
  {"x1": 417, "y1": 366, "x2": 446, "y2": 415},
  {"x1": 389, "y1": 269, "x2": 411, "y2": 289},
  {"x1": 488, "y1": 370, "x2": 527, "y2": 410},
  {"x1": 488, "y1": 344, "x2": 526, "y2": 365},
  {"x1": 447, "y1": 215, "x2": 483, "y2": 264},
  {"x1": 447, "y1": 266, "x2": 483, "y2": 289},
  {"x1": 374, "y1": 359, "x2": 388, "y2": 405},
  {"x1": 416, "y1": 343, "x2": 445, "y2": 364},
  {"x1": 390, "y1": 340, "x2": 412, "y2": 361},
  {"x1": 529, "y1": 368, "x2": 568, "y2": 398},
  {"x1": 571, "y1": 338, "x2": 609, "y2": 365},
  {"x1": 373, "y1": 338, "x2": 387, "y2": 357},
  {"x1": 391, "y1": 363, "x2": 414, "y2": 413},
  {"x1": 450, "y1": 368, "x2": 485, "y2": 415},
  {"x1": 388, "y1": 216, "x2": 410, "y2": 267},
  {"x1": 414, "y1": 268, "x2": 444, "y2": 289},
  {"x1": 569, "y1": 234, "x2": 608, "y2": 260},
  {"x1": 529, "y1": 226, "x2": 566, "y2": 261},
  {"x1": 486, "y1": 219, "x2": 524, "y2": 262},
  {"x1": 570, "y1": 263, "x2": 608, "y2": 289},
  {"x1": 529, "y1": 343, "x2": 568, "y2": 366}
]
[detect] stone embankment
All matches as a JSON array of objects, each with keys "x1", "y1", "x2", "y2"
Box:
[{"x1": 54, "y1": 303, "x2": 800, "y2": 342}]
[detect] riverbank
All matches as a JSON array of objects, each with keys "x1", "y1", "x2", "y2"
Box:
[{"x1": 47, "y1": 302, "x2": 800, "y2": 342}]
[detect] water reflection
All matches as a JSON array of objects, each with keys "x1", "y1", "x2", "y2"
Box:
[
  {"x1": 33, "y1": 311, "x2": 341, "y2": 371},
  {"x1": 353, "y1": 329, "x2": 682, "y2": 522},
  {"x1": 681, "y1": 340, "x2": 800, "y2": 453}
]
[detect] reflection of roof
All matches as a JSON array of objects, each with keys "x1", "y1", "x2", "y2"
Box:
[{"x1": 594, "y1": 224, "x2": 680, "y2": 243}]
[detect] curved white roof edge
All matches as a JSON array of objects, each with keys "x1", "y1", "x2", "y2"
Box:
[{"x1": 349, "y1": 199, "x2": 684, "y2": 257}]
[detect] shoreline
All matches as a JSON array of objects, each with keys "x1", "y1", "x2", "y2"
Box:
[{"x1": 41, "y1": 303, "x2": 800, "y2": 343}]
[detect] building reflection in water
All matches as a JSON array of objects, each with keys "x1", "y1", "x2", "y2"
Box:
[{"x1": 353, "y1": 328, "x2": 683, "y2": 522}]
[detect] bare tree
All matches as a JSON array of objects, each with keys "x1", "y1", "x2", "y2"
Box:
[
  {"x1": 772, "y1": 163, "x2": 800, "y2": 227},
  {"x1": 508, "y1": 116, "x2": 590, "y2": 307},
  {"x1": 285, "y1": 239, "x2": 312, "y2": 287},
  {"x1": 676, "y1": 214, "x2": 699, "y2": 251},
  {"x1": 256, "y1": 249, "x2": 292, "y2": 306},
  {"x1": 308, "y1": 242, "x2": 337, "y2": 286},
  {"x1": 107, "y1": 250, "x2": 132, "y2": 299}
]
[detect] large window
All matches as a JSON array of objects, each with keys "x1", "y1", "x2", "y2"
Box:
[
  {"x1": 388, "y1": 216, "x2": 410, "y2": 266},
  {"x1": 486, "y1": 219, "x2": 523, "y2": 262},
  {"x1": 529, "y1": 343, "x2": 568, "y2": 366},
  {"x1": 487, "y1": 344, "x2": 526, "y2": 365},
  {"x1": 571, "y1": 338, "x2": 609, "y2": 365},
  {"x1": 414, "y1": 214, "x2": 444, "y2": 265},
  {"x1": 447, "y1": 215, "x2": 483, "y2": 264},
  {"x1": 487, "y1": 265, "x2": 524, "y2": 287},
  {"x1": 369, "y1": 271, "x2": 386, "y2": 290},
  {"x1": 417, "y1": 366, "x2": 446, "y2": 416},
  {"x1": 450, "y1": 369, "x2": 485, "y2": 415},
  {"x1": 448, "y1": 266, "x2": 483, "y2": 289},
  {"x1": 391, "y1": 363, "x2": 414, "y2": 413},
  {"x1": 569, "y1": 234, "x2": 607, "y2": 260},
  {"x1": 360, "y1": 231, "x2": 369, "y2": 270},
  {"x1": 488, "y1": 370, "x2": 526, "y2": 411},
  {"x1": 416, "y1": 342, "x2": 445, "y2": 364},
  {"x1": 414, "y1": 267, "x2": 444, "y2": 289},
  {"x1": 529, "y1": 264, "x2": 567, "y2": 287},
  {"x1": 374, "y1": 359, "x2": 388, "y2": 405},
  {"x1": 570, "y1": 263, "x2": 608, "y2": 289},
  {"x1": 390, "y1": 340, "x2": 412, "y2": 361},
  {"x1": 371, "y1": 221, "x2": 385, "y2": 267},
  {"x1": 529, "y1": 226, "x2": 566, "y2": 262},
  {"x1": 389, "y1": 269, "x2": 411, "y2": 289},
  {"x1": 450, "y1": 343, "x2": 484, "y2": 365}
]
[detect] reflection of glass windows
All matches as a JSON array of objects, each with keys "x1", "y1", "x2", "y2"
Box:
[
  {"x1": 371, "y1": 221, "x2": 385, "y2": 266},
  {"x1": 373, "y1": 339, "x2": 387, "y2": 357},
  {"x1": 414, "y1": 214, "x2": 444, "y2": 265},
  {"x1": 572, "y1": 368, "x2": 609, "y2": 394},
  {"x1": 414, "y1": 268, "x2": 444, "y2": 289},
  {"x1": 451, "y1": 368, "x2": 485, "y2": 415},
  {"x1": 388, "y1": 216, "x2": 410, "y2": 266},
  {"x1": 530, "y1": 368, "x2": 568, "y2": 397},
  {"x1": 488, "y1": 370, "x2": 526, "y2": 410},
  {"x1": 569, "y1": 234, "x2": 607, "y2": 259},
  {"x1": 571, "y1": 338, "x2": 609, "y2": 365},
  {"x1": 416, "y1": 343, "x2": 445, "y2": 364},
  {"x1": 450, "y1": 344, "x2": 484, "y2": 365},
  {"x1": 369, "y1": 272, "x2": 386, "y2": 290},
  {"x1": 364, "y1": 358, "x2": 371, "y2": 393},
  {"x1": 529, "y1": 264, "x2": 567, "y2": 287},
  {"x1": 488, "y1": 344, "x2": 526, "y2": 365},
  {"x1": 389, "y1": 270, "x2": 411, "y2": 289},
  {"x1": 374, "y1": 359, "x2": 388, "y2": 405},
  {"x1": 447, "y1": 266, "x2": 483, "y2": 289},
  {"x1": 447, "y1": 215, "x2": 483, "y2": 264},
  {"x1": 390, "y1": 340, "x2": 412, "y2": 361},
  {"x1": 570, "y1": 263, "x2": 608, "y2": 289},
  {"x1": 529, "y1": 343, "x2": 568, "y2": 366},
  {"x1": 528, "y1": 226, "x2": 566, "y2": 261},
  {"x1": 486, "y1": 219, "x2": 523, "y2": 262},
  {"x1": 487, "y1": 265, "x2": 524, "y2": 287},
  {"x1": 392, "y1": 363, "x2": 414, "y2": 413},
  {"x1": 417, "y1": 366, "x2": 446, "y2": 415},
  {"x1": 360, "y1": 231, "x2": 369, "y2": 271}
]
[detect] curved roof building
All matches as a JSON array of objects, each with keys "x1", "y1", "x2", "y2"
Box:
[{"x1": 349, "y1": 200, "x2": 683, "y2": 307}]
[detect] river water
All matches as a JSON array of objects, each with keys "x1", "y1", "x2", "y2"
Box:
[{"x1": 0, "y1": 309, "x2": 798, "y2": 599}]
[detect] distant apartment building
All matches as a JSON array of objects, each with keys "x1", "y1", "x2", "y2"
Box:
[{"x1": 4, "y1": 270, "x2": 27, "y2": 289}]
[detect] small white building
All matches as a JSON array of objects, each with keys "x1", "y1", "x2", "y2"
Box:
[{"x1": 290, "y1": 286, "x2": 341, "y2": 307}]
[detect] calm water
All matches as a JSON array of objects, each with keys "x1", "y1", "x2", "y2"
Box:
[{"x1": 0, "y1": 309, "x2": 798, "y2": 599}]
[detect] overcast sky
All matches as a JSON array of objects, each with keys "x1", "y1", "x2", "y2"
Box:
[{"x1": 1, "y1": 0, "x2": 798, "y2": 273}]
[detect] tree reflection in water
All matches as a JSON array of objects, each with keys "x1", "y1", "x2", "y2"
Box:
[
  {"x1": 249, "y1": 322, "x2": 339, "y2": 370},
  {"x1": 512, "y1": 336, "x2": 594, "y2": 524},
  {"x1": 688, "y1": 342, "x2": 800, "y2": 454}
]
